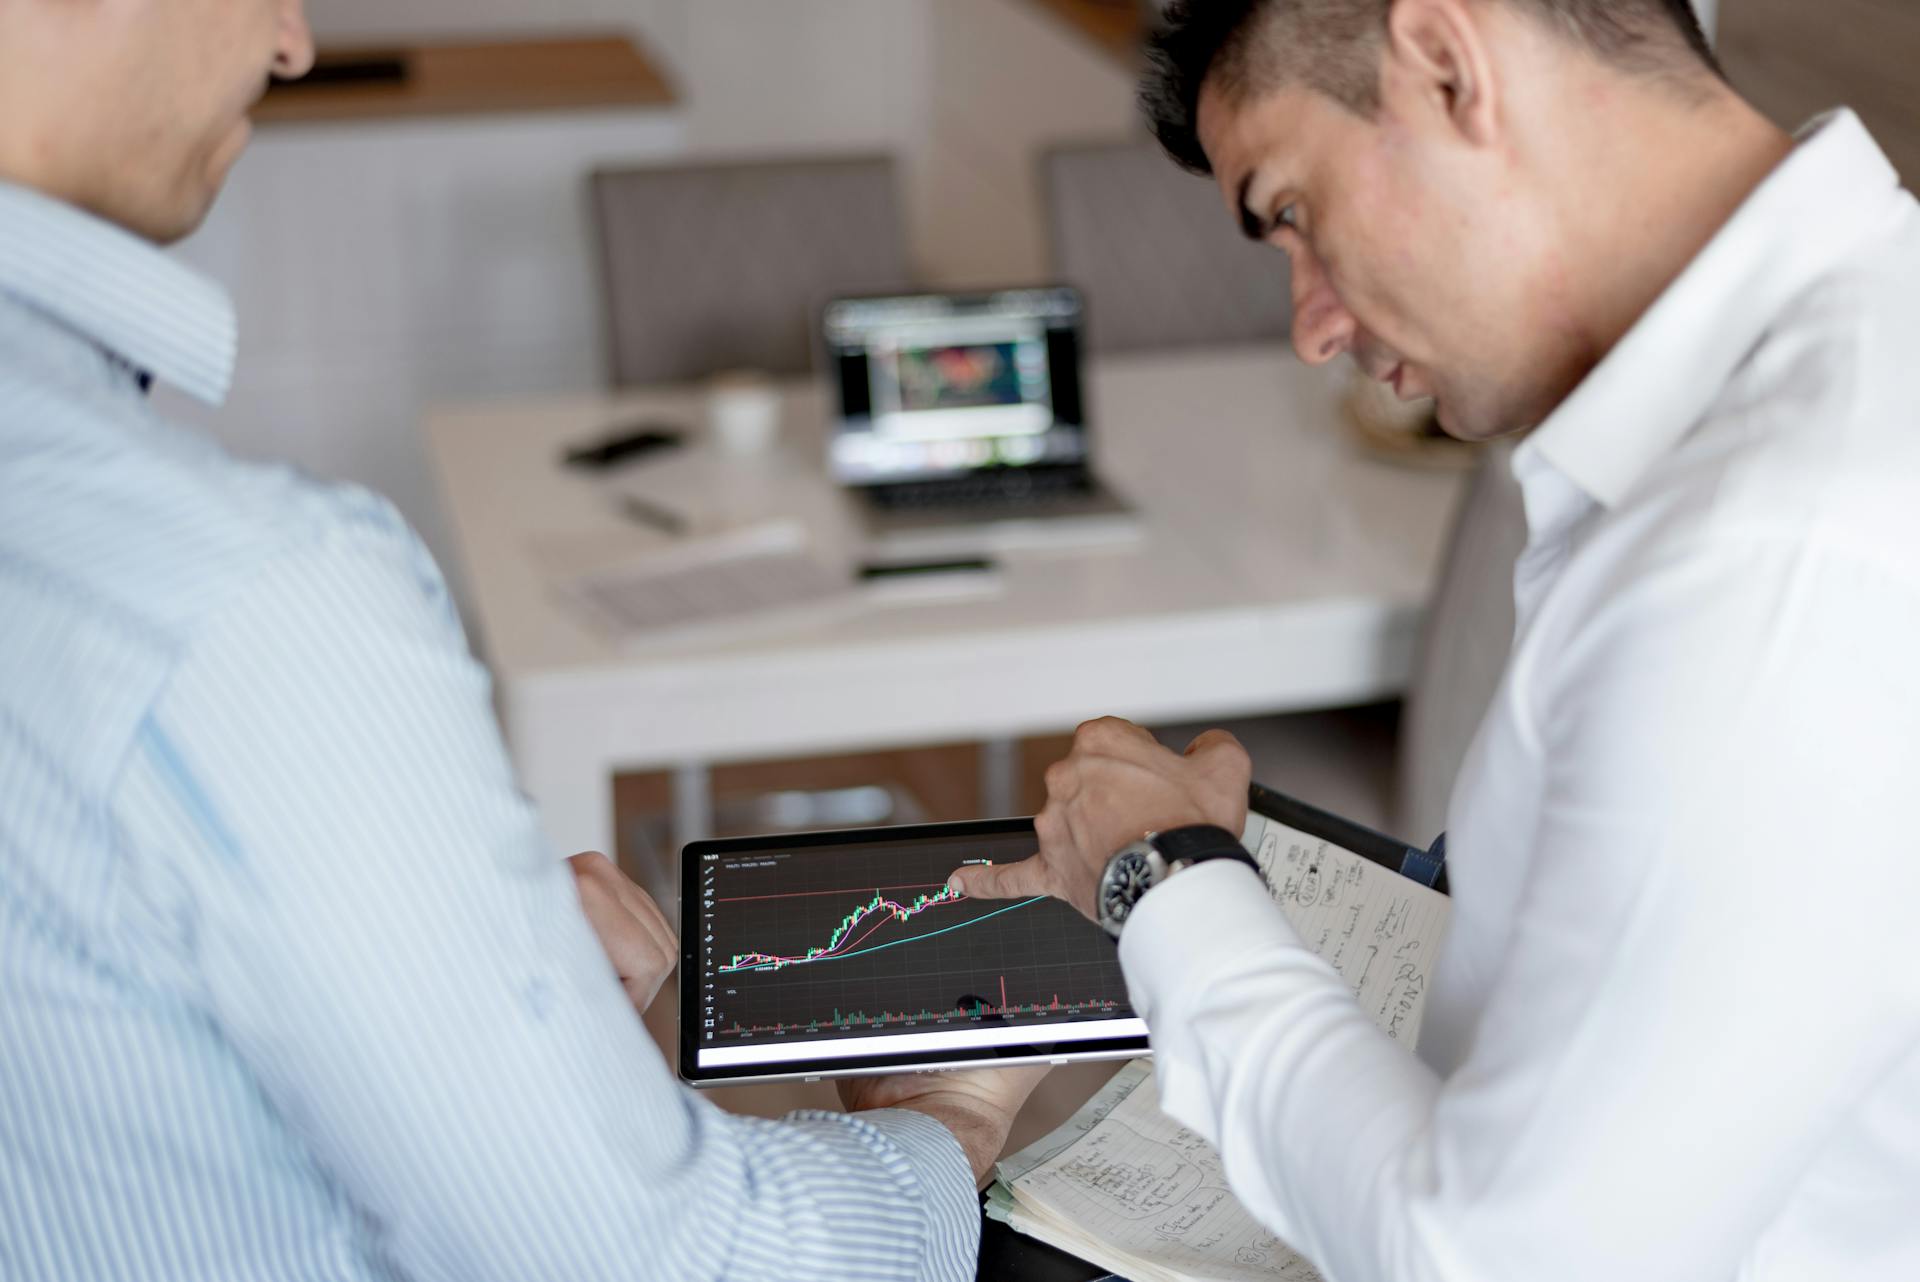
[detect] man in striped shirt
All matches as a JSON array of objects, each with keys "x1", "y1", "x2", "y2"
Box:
[{"x1": 0, "y1": 2, "x2": 1039, "y2": 1278}]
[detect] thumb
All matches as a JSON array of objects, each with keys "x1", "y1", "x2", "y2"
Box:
[
  {"x1": 1182, "y1": 727, "x2": 1245, "y2": 761},
  {"x1": 1185, "y1": 728, "x2": 1252, "y2": 789},
  {"x1": 948, "y1": 854, "x2": 1051, "y2": 902}
]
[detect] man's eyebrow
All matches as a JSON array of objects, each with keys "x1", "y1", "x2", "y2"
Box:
[{"x1": 1235, "y1": 171, "x2": 1270, "y2": 241}]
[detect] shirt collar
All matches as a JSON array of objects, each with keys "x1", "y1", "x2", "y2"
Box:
[
  {"x1": 1517, "y1": 110, "x2": 1906, "y2": 509},
  {"x1": 0, "y1": 180, "x2": 236, "y2": 406}
]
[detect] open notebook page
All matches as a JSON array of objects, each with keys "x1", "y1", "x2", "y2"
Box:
[
  {"x1": 1003, "y1": 1062, "x2": 1321, "y2": 1282},
  {"x1": 989, "y1": 812, "x2": 1451, "y2": 1281},
  {"x1": 1239, "y1": 809, "x2": 1450, "y2": 1047}
]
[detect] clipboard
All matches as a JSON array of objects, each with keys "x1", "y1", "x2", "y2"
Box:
[{"x1": 1247, "y1": 782, "x2": 1450, "y2": 896}]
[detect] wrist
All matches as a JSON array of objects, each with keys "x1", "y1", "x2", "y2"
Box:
[{"x1": 891, "y1": 1094, "x2": 1009, "y2": 1187}]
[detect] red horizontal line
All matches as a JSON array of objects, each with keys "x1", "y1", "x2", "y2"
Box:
[{"x1": 714, "y1": 881, "x2": 954, "y2": 903}]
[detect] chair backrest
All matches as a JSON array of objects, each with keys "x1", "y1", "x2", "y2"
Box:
[
  {"x1": 1395, "y1": 441, "x2": 1530, "y2": 844},
  {"x1": 591, "y1": 155, "x2": 912, "y2": 386},
  {"x1": 1043, "y1": 140, "x2": 1293, "y2": 354}
]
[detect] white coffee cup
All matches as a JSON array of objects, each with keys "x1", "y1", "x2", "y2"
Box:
[{"x1": 707, "y1": 369, "x2": 781, "y2": 456}]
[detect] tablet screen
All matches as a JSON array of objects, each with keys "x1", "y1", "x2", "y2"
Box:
[{"x1": 682, "y1": 821, "x2": 1144, "y2": 1082}]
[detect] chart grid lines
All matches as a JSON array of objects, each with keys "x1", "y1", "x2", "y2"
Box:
[{"x1": 696, "y1": 831, "x2": 1133, "y2": 1051}]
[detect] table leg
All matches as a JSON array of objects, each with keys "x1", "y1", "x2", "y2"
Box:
[
  {"x1": 673, "y1": 762, "x2": 714, "y2": 849},
  {"x1": 519, "y1": 746, "x2": 615, "y2": 863},
  {"x1": 981, "y1": 736, "x2": 1019, "y2": 818}
]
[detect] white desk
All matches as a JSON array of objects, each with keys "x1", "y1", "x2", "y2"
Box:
[{"x1": 422, "y1": 346, "x2": 1467, "y2": 861}]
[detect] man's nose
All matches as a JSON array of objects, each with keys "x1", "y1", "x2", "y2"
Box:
[
  {"x1": 274, "y1": 1, "x2": 317, "y2": 82},
  {"x1": 1289, "y1": 249, "x2": 1356, "y2": 367}
]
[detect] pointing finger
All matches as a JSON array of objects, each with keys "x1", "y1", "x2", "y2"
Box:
[{"x1": 948, "y1": 854, "x2": 1052, "y2": 902}]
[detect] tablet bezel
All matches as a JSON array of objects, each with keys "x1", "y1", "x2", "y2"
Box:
[{"x1": 678, "y1": 816, "x2": 1149, "y2": 1087}]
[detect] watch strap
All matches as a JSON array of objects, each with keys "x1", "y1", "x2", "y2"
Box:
[{"x1": 1149, "y1": 824, "x2": 1259, "y2": 875}]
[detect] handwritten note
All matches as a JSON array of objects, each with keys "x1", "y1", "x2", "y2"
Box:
[
  {"x1": 1003, "y1": 1062, "x2": 1322, "y2": 1282},
  {"x1": 1241, "y1": 812, "x2": 1449, "y2": 1047},
  {"x1": 989, "y1": 810, "x2": 1452, "y2": 1281},
  {"x1": 995, "y1": 1058, "x2": 1151, "y2": 1185}
]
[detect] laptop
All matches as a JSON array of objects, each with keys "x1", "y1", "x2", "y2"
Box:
[{"x1": 821, "y1": 286, "x2": 1136, "y2": 554}]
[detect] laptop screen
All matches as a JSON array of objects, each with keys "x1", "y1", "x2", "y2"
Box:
[{"x1": 823, "y1": 287, "x2": 1087, "y2": 486}]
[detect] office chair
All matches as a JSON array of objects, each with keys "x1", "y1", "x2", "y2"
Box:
[
  {"x1": 1395, "y1": 440, "x2": 1529, "y2": 843},
  {"x1": 591, "y1": 154, "x2": 912, "y2": 386},
  {"x1": 1043, "y1": 139, "x2": 1293, "y2": 353}
]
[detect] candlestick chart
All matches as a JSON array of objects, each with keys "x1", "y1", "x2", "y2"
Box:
[{"x1": 695, "y1": 830, "x2": 1132, "y2": 1050}]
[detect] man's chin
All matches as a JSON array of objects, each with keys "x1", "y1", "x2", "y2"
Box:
[
  {"x1": 1433, "y1": 396, "x2": 1533, "y2": 445},
  {"x1": 207, "y1": 118, "x2": 250, "y2": 189},
  {"x1": 1430, "y1": 396, "x2": 1490, "y2": 444},
  {"x1": 151, "y1": 134, "x2": 247, "y2": 244},
  {"x1": 141, "y1": 184, "x2": 223, "y2": 246},
  {"x1": 219, "y1": 114, "x2": 253, "y2": 163}
]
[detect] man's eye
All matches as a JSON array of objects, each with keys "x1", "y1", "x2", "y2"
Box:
[{"x1": 1277, "y1": 204, "x2": 1300, "y2": 232}]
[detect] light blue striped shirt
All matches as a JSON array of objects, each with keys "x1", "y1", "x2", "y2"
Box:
[{"x1": 0, "y1": 179, "x2": 979, "y2": 1281}]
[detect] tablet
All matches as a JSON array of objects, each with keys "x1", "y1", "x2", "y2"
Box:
[{"x1": 679, "y1": 818, "x2": 1146, "y2": 1086}]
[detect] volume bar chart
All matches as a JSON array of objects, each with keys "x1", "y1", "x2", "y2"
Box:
[{"x1": 720, "y1": 974, "x2": 1127, "y2": 1037}]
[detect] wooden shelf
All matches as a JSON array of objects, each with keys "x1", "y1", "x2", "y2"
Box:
[
  {"x1": 1024, "y1": 0, "x2": 1147, "y2": 67},
  {"x1": 253, "y1": 34, "x2": 676, "y2": 125}
]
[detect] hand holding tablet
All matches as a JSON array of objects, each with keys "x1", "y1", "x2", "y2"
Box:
[{"x1": 838, "y1": 1061, "x2": 1051, "y2": 1186}]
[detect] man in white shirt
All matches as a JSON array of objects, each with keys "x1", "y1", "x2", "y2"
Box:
[{"x1": 952, "y1": 0, "x2": 1920, "y2": 1277}]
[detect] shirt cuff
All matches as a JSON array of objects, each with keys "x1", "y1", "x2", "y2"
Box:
[{"x1": 1117, "y1": 858, "x2": 1308, "y2": 1139}]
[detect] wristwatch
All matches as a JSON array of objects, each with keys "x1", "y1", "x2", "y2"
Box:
[{"x1": 1095, "y1": 824, "x2": 1259, "y2": 939}]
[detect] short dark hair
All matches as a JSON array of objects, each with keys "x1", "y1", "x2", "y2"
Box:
[{"x1": 1143, "y1": 0, "x2": 1724, "y2": 175}]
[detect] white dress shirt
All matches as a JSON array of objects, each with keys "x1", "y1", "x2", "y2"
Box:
[
  {"x1": 0, "y1": 177, "x2": 978, "y2": 1281},
  {"x1": 1120, "y1": 110, "x2": 1920, "y2": 1282}
]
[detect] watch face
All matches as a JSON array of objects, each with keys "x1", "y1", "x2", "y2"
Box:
[{"x1": 1097, "y1": 847, "x2": 1154, "y2": 937}]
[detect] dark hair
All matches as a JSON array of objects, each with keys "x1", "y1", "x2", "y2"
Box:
[{"x1": 1143, "y1": 0, "x2": 1724, "y2": 175}]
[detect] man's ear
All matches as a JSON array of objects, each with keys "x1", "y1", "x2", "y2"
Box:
[{"x1": 1385, "y1": 0, "x2": 1500, "y2": 148}]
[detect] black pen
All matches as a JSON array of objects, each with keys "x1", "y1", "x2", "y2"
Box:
[{"x1": 615, "y1": 492, "x2": 689, "y2": 537}]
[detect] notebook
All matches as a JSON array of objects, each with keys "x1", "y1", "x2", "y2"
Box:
[
  {"x1": 985, "y1": 795, "x2": 1452, "y2": 1282},
  {"x1": 541, "y1": 518, "x2": 854, "y2": 649}
]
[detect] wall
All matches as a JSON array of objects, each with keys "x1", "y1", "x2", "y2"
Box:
[
  {"x1": 1718, "y1": 0, "x2": 1919, "y2": 185},
  {"x1": 301, "y1": 0, "x2": 1142, "y2": 274},
  {"x1": 917, "y1": 0, "x2": 1140, "y2": 287}
]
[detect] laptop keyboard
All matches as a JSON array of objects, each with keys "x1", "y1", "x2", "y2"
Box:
[{"x1": 864, "y1": 466, "x2": 1095, "y2": 512}]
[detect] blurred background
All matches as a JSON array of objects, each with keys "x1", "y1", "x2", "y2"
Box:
[{"x1": 158, "y1": 0, "x2": 1918, "y2": 1139}]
